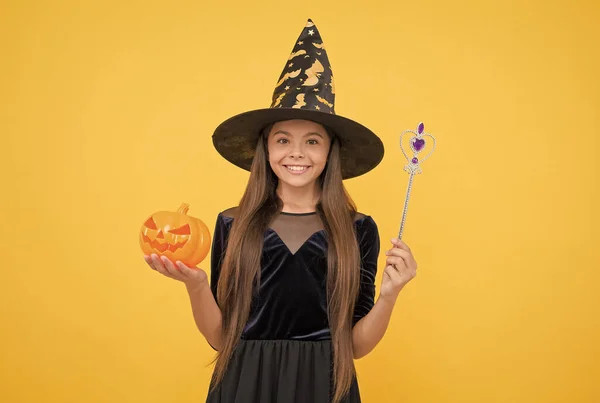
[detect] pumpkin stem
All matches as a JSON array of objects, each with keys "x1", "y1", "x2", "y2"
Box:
[{"x1": 177, "y1": 203, "x2": 190, "y2": 215}]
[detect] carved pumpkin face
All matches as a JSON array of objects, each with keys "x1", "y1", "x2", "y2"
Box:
[{"x1": 139, "y1": 203, "x2": 211, "y2": 267}]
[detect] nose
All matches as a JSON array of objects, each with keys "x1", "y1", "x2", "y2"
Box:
[{"x1": 289, "y1": 143, "x2": 305, "y2": 159}]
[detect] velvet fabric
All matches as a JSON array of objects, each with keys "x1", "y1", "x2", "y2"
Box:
[{"x1": 209, "y1": 211, "x2": 380, "y2": 341}]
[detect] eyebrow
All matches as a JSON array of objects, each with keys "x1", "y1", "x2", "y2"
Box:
[{"x1": 272, "y1": 130, "x2": 324, "y2": 139}]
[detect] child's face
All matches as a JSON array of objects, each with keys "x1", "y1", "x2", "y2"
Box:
[{"x1": 267, "y1": 119, "x2": 331, "y2": 189}]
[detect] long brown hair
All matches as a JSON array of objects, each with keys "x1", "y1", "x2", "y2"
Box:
[{"x1": 212, "y1": 123, "x2": 361, "y2": 403}]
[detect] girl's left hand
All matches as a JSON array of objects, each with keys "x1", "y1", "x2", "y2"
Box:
[{"x1": 381, "y1": 238, "x2": 418, "y2": 300}]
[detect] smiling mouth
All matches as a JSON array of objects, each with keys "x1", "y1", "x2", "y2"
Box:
[{"x1": 284, "y1": 165, "x2": 311, "y2": 173}]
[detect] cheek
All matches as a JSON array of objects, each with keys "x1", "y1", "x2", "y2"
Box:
[
  {"x1": 268, "y1": 148, "x2": 287, "y2": 165},
  {"x1": 309, "y1": 148, "x2": 329, "y2": 166}
]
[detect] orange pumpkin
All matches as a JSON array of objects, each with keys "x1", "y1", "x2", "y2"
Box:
[{"x1": 139, "y1": 203, "x2": 211, "y2": 267}]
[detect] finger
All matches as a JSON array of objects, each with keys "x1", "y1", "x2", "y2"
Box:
[
  {"x1": 385, "y1": 248, "x2": 411, "y2": 259},
  {"x1": 388, "y1": 249, "x2": 417, "y2": 270},
  {"x1": 175, "y1": 260, "x2": 194, "y2": 277},
  {"x1": 144, "y1": 255, "x2": 156, "y2": 270},
  {"x1": 150, "y1": 254, "x2": 165, "y2": 273},
  {"x1": 390, "y1": 238, "x2": 411, "y2": 252},
  {"x1": 176, "y1": 260, "x2": 196, "y2": 277},
  {"x1": 161, "y1": 256, "x2": 183, "y2": 278},
  {"x1": 383, "y1": 265, "x2": 395, "y2": 281},
  {"x1": 384, "y1": 265, "x2": 402, "y2": 282},
  {"x1": 385, "y1": 257, "x2": 406, "y2": 270},
  {"x1": 152, "y1": 254, "x2": 175, "y2": 278},
  {"x1": 386, "y1": 244, "x2": 417, "y2": 270},
  {"x1": 386, "y1": 256, "x2": 407, "y2": 269}
]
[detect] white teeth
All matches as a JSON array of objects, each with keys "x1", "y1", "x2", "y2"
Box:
[{"x1": 286, "y1": 166, "x2": 308, "y2": 172}]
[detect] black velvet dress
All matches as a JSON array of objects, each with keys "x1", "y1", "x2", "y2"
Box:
[{"x1": 205, "y1": 207, "x2": 380, "y2": 403}]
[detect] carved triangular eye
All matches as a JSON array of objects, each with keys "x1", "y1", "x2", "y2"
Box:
[
  {"x1": 168, "y1": 223, "x2": 191, "y2": 235},
  {"x1": 144, "y1": 217, "x2": 158, "y2": 230}
]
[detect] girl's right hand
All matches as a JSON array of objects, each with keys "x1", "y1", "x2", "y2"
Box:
[{"x1": 144, "y1": 254, "x2": 208, "y2": 289}]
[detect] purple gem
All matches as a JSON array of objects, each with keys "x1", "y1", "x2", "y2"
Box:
[
  {"x1": 418, "y1": 122, "x2": 424, "y2": 134},
  {"x1": 412, "y1": 157, "x2": 419, "y2": 164},
  {"x1": 412, "y1": 138, "x2": 425, "y2": 151}
]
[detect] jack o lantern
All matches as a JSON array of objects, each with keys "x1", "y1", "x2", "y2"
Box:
[{"x1": 139, "y1": 203, "x2": 211, "y2": 267}]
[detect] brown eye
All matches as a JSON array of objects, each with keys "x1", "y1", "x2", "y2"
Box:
[{"x1": 277, "y1": 138, "x2": 289, "y2": 144}]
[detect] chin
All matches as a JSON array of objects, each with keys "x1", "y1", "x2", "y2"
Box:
[{"x1": 284, "y1": 178, "x2": 317, "y2": 188}]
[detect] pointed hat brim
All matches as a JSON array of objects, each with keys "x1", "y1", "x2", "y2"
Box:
[{"x1": 212, "y1": 106, "x2": 384, "y2": 180}]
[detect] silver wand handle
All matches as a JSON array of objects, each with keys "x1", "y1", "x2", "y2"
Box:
[{"x1": 398, "y1": 172, "x2": 415, "y2": 240}]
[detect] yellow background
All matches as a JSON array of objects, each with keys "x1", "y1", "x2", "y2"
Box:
[{"x1": 1, "y1": 0, "x2": 599, "y2": 402}]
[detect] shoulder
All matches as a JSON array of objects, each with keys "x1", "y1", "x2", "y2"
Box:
[
  {"x1": 220, "y1": 206, "x2": 239, "y2": 218},
  {"x1": 352, "y1": 211, "x2": 379, "y2": 239},
  {"x1": 214, "y1": 206, "x2": 238, "y2": 230},
  {"x1": 353, "y1": 211, "x2": 380, "y2": 240},
  {"x1": 353, "y1": 211, "x2": 378, "y2": 229}
]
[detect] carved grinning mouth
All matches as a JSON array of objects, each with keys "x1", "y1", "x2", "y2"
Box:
[{"x1": 141, "y1": 234, "x2": 189, "y2": 253}]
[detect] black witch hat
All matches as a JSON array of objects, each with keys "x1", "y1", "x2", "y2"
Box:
[{"x1": 212, "y1": 19, "x2": 384, "y2": 180}]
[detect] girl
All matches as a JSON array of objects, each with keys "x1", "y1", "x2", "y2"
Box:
[{"x1": 144, "y1": 19, "x2": 417, "y2": 403}]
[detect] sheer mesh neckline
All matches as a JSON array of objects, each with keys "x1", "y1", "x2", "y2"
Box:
[
  {"x1": 269, "y1": 211, "x2": 324, "y2": 254},
  {"x1": 221, "y1": 207, "x2": 366, "y2": 255}
]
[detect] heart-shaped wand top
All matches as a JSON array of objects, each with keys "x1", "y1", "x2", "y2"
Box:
[{"x1": 400, "y1": 122, "x2": 436, "y2": 174}]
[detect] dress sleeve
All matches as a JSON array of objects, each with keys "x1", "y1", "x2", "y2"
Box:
[
  {"x1": 209, "y1": 212, "x2": 231, "y2": 304},
  {"x1": 353, "y1": 216, "x2": 380, "y2": 326}
]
